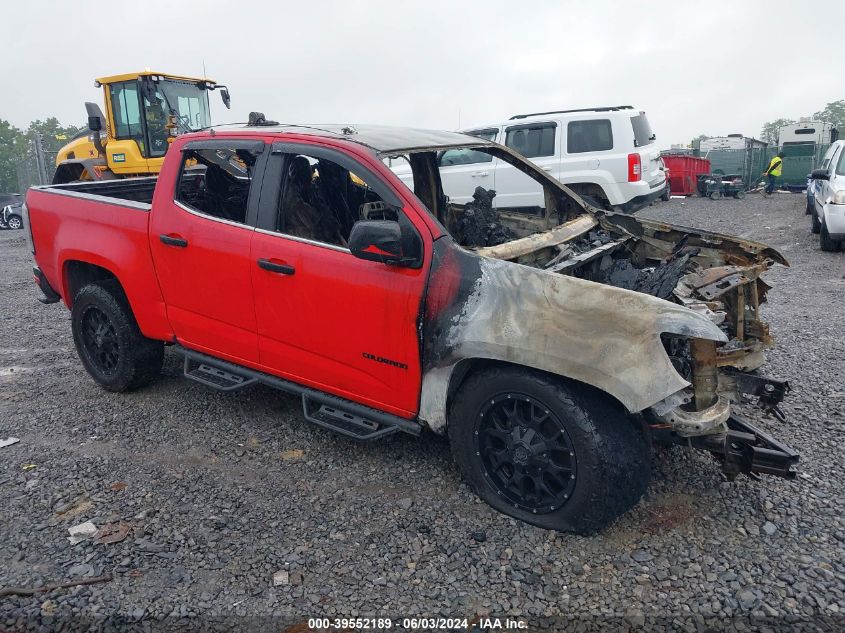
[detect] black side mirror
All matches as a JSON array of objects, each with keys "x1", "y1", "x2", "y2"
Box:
[
  {"x1": 349, "y1": 218, "x2": 421, "y2": 267},
  {"x1": 87, "y1": 115, "x2": 102, "y2": 132},
  {"x1": 811, "y1": 168, "x2": 830, "y2": 181},
  {"x1": 220, "y1": 87, "x2": 231, "y2": 110}
]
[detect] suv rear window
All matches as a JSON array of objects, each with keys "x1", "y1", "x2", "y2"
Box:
[
  {"x1": 631, "y1": 113, "x2": 654, "y2": 147},
  {"x1": 505, "y1": 123, "x2": 556, "y2": 158},
  {"x1": 567, "y1": 119, "x2": 613, "y2": 153}
]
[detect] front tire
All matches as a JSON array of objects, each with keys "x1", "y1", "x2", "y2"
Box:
[
  {"x1": 448, "y1": 368, "x2": 650, "y2": 534},
  {"x1": 71, "y1": 282, "x2": 164, "y2": 392},
  {"x1": 7, "y1": 215, "x2": 22, "y2": 230},
  {"x1": 811, "y1": 210, "x2": 821, "y2": 234}
]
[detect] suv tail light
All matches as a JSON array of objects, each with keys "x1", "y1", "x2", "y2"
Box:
[{"x1": 628, "y1": 153, "x2": 642, "y2": 182}]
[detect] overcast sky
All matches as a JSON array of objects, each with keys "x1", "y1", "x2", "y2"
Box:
[{"x1": 3, "y1": 1, "x2": 842, "y2": 148}]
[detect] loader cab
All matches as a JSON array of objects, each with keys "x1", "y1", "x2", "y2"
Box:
[
  {"x1": 53, "y1": 71, "x2": 231, "y2": 183},
  {"x1": 102, "y1": 73, "x2": 215, "y2": 174}
]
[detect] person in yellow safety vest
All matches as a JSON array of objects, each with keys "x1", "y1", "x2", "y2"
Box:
[{"x1": 763, "y1": 152, "x2": 784, "y2": 197}]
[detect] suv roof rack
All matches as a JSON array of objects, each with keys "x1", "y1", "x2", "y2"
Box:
[{"x1": 509, "y1": 105, "x2": 634, "y2": 120}]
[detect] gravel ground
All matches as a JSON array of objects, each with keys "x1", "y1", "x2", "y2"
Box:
[{"x1": 0, "y1": 192, "x2": 843, "y2": 632}]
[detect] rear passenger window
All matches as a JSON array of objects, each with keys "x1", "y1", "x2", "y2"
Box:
[
  {"x1": 505, "y1": 124, "x2": 556, "y2": 158},
  {"x1": 567, "y1": 119, "x2": 613, "y2": 153},
  {"x1": 175, "y1": 146, "x2": 262, "y2": 224}
]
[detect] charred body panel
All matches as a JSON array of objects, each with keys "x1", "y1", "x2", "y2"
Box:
[{"x1": 418, "y1": 237, "x2": 728, "y2": 433}]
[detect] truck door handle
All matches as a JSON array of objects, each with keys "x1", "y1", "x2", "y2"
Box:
[
  {"x1": 159, "y1": 234, "x2": 188, "y2": 248},
  {"x1": 471, "y1": 171, "x2": 489, "y2": 178},
  {"x1": 257, "y1": 258, "x2": 295, "y2": 275},
  {"x1": 541, "y1": 166, "x2": 552, "y2": 172}
]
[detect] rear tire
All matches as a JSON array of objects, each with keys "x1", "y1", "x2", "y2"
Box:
[
  {"x1": 448, "y1": 368, "x2": 650, "y2": 534},
  {"x1": 735, "y1": 190, "x2": 745, "y2": 200},
  {"x1": 709, "y1": 191, "x2": 722, "y2": 200},
  {"x1": 71, "y1": 282, "x2": 164, "y2": 392},
  {"x1": 820, "y1": 219, "x2": 840, "y2": 252},
  {"x1": 7, "y1": 215, "x2": 22, "y2": 230}
]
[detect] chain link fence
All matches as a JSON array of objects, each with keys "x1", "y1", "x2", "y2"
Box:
[{"x1": 15, "y1": 133, "x2": 71, "y2": 191}]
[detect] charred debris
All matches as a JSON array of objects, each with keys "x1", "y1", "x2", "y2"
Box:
[{"x1": 456, "y1": 187, "x2": 515, "y2": 248}]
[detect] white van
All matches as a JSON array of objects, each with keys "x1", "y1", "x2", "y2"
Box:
[{"x1": 392, "y1": 106, "x2": 666, "y2": 213}]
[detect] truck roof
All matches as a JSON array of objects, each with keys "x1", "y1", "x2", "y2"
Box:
[{"x1": 205, "y1": 123, "x2": 493, "y2": 154}]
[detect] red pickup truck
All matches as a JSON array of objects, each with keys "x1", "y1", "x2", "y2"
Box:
[{"x1": 24, "y1": 122, "x2": 797, "y2": 533}]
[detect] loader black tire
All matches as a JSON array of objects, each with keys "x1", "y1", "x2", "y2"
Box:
[
  {"x1": 71, "y1": 282, "x2": 164, "y2": 392},
  {"x1": 448, "y1": 367, "x2": 650, "y2": 535}
]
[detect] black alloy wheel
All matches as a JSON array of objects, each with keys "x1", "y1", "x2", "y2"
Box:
[
  {"x1": 79, "y1": 305, "x2": 120, "y2": 374},
  {"x1": 475, "y1": 393, "x2": 577, "y2": 514}
]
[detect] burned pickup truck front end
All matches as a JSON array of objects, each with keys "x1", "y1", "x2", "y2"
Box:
[
  {"x1": 584, "y1": 213, "x2": 797, "y2": 479},
  {"x1": 403, "y1": 140, "x2": 798, "y2": 482}
]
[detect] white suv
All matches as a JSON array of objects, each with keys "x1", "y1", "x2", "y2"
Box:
[
  {"x1": 392, "y1": 106, "x2": 666, "y2": 213},
  {"x1": 810, "y1": 139, "x2": 845, "y2": 252}
]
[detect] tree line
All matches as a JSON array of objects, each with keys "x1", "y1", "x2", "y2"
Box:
[{"x1": 0, "y1": 117, "x2": 83, "y2": 192}]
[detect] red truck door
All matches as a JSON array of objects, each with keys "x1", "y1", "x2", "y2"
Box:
[
  {"x1": 250, "y1": 143, "x2": 429, "y2": 417},
  {"x1": 149, "y1": 139, "x2": 267, "y2": 363}
]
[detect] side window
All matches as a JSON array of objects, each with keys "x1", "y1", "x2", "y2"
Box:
[
  {"x1": 439, "y1": 129, "x2": 498, "y2": 166},
  {"x1": 175, "y1": 146, "x2": 261, "y2": 224},
  {"x1": 505, "y1": 124, "x2": 556, "y2": 158},
  {"x1": 837, "y1": 146, "x2": 845, "y2": 176},
  {"x1": 276, "y1": 152, "x2": 396, "y2": 248},
  {"x1": 567, "y1": 119, "x2": 613, "y2": 153},
  {"x1": 109, "y1": 81, "x2": 144, "y2": 149},
  {"x1": 821, "y1": 146, "x2": 836, "y2": 170}
]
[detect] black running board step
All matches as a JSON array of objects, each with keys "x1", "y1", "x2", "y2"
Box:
[
  {"x1": 178, "y1": 347, "x2": 422, "y2": 439},
  {"x1": 303, "y1": 394, "x2": 400, "y2": 441},
  {"x1": 184, "y1": 356, "x2": 257, "y2": 391}
]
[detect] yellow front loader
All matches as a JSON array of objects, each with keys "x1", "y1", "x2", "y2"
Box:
[{"x1": 54, "y1": 71, "x2": 230, "y2": 183}]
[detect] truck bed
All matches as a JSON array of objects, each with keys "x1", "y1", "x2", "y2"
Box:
[
  {"x1": 26, "y1": 175, "x2": 171, "y2": 341},
  {"x1": 45, "y1": 177, "x2": 158, "y2": 207}
]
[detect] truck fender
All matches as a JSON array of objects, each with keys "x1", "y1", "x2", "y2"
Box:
[{"x1": 418, "y1": 238, "x2": 726, "y2": 433}]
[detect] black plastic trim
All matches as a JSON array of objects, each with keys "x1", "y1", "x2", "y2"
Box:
[{"x1": 33, "y1": 266, "x2": 61, "y2": 304}]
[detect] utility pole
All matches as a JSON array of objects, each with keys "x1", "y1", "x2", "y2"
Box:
[{"x1": 32, "y1": 132, "x2": 49, "y2": 186}]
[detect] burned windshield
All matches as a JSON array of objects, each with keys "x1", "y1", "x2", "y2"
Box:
[{"x1": 391, "y1": 145, "x2": 585, "y2": 249}]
